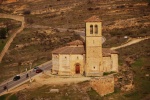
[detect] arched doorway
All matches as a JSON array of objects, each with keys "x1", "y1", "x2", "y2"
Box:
[{"x1": 75, "y1": 63, "x2": 80, "y2": 74}]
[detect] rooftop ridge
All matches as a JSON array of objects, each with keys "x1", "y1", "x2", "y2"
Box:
[
  {"x1": 67, "y1": 40, "x2": 84, "y2": 45},
  {"x1": 84, "y1": 15, "x2": 101, "y2": 22}
]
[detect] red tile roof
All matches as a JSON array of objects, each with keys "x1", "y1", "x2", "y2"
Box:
[
  {"x1": 67, "y1": 40, "x2": 84, "y2": 45},
  {"x1": 52, "y1": 46, "x2": 117, "y2": 56},
  {"x1": 102, "y1": 48, "x2": 118, "y2": 57},
  {"x1": 52, "y1": 40, "x2": 118, "y2": 55},
  {"x1": 52, "y1": 46, "x2": 85, "y2": 54},
  {"x1": 84, "y1": 15, "x2": 101, "y2": 22}
]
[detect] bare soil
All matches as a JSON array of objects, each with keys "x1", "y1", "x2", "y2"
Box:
[{"x1": 7, "y1": 73, "x2": 91, "y2": 94}]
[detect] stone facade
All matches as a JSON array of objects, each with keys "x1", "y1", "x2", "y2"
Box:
[
  {"x1": 52, "y1": 16, "x2": 118, "y2": 76},
  {"x1": 111, "y1": 54, "x2": 118, "y2": 72},
  {"x1": 52, "y1": 53, "x2": 85, "y2": 75},
  {"x1": 103, "y1": 56, "x2": 112, "y2": 72},
  {"x1": 85, "y1": 17, "x2": 103, "y2": 76},
  {"x1": 90, "y1": 75, "x2": 114, "y2": 96},
  {"x1": 103, "y1": 54, "x2": 118, "y2": 72}
]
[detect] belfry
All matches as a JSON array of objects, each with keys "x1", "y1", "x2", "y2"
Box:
[{"x1": 52, "y1": 16, "x2": 118, "y2": 76}]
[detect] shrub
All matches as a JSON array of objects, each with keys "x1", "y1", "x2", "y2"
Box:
[
  {"x1": 0, "y1": 28, "x2": 7, "y2": 39},
  {"x1": 26, "y1": 18, "x2": 34, "y2": 24},
  {"x1": 87, "y1": 7, "x2": 93, "y2": 11},
  {"x1": 23, "y1": 10, "x2": 31, "y2": 15},
  {"x1": 117, "y1": 5, "x2": 125, "y2": 9}
]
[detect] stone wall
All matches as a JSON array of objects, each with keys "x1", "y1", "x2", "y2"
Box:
[
  {"x1": 111, "y1": 54, "x2": 118, "y2": 72},
  {"x1": 59, "y1": 54, "x2": 70, "y2": 72},
  {"x1": 90, "y1": 75, "x2": 114, "y2": 96},
  {"x1": 52, "y1": 54, "x2": 84, "y2": 75},
  {"x1": 52, "y1": 54, "x2": 59, "y2": 71},
  {"x1": 70, "y1": 54, "x2": 84, "y2": 75},
  {"x1": 85, "y1": 22, "x2": 102, "y2": 37},
  {"x1": 85, "y1": 21, "x2": 103, "y2": 76},
  {"x1": 103, "y1": 56, "x2": 112, "y2": 72},
  {"x1": 102, "y1": 54, "x2": 118, "y2": 73}
]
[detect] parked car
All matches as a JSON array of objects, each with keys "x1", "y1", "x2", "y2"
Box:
[
  {"x1": 13, "y1": 75, "x2": 21, "y2": 81},
  {"x1": 33, "y1": 67, "x2": 39, "y2": 72},
  {"x1": 36, "y1": 68, "x2": 43, "y2": 73}
]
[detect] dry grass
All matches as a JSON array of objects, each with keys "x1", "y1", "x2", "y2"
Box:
[{"x1": 0, "y1": 27, "x2": 81, "y2": 83}]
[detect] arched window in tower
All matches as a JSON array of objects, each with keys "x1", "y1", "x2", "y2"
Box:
[
  {"x1": 95, "y1": 25, "x2": 98, "y2": 34},
  {"x1": 90, "y1": 25, "x2": 93, "y2": 34}
]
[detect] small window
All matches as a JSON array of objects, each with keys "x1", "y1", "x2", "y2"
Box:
[
  {"x1": 93, "y1": 66, "x2": 97, "y2": 70},
  {"x1": 77, "y1": 56, "x2": 79, "y2": 59},
  {"x1": 65, "y1": 56, "x2": 67, "y2": 59},
  {"x1": 90, "y1": 25, "x2": 93, "y2": 34},
  {"x1": 95, "y1": 25, "x2": 98, "y2": 34}
]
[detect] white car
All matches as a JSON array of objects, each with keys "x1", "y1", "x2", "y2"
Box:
[{"x1": 33, "y1": 67, "x2": 39, "y2": 72}]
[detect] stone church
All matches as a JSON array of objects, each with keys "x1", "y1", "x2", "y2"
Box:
[{"x1": 52, "y1": 16, "x2": 118, "y2": 76}]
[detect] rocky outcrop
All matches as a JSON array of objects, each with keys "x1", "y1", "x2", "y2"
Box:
[
  {"x1": 90, "y1": 75, "x2": 114, "y2": 96},
  {"x1": 115, "y1": 57, "x2": 134, "y2": 92}
]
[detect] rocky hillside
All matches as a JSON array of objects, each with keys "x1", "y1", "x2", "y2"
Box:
[
  {"x1": 0, "y1": 0, "x2": 150, "y2": 99},
  {"x1": 1, "y1": 0, "x2": 149, "y2": 45}
]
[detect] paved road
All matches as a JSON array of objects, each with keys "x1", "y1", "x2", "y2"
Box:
[
  {"x1": 0, "y1": 61, "x2": 52, "y2": 95},
  {"x1": 0, "y1": 27, "x2": 106, "y2": 96},
  {"x1": 57, "y1": 28, "x2": 106, "y2": 43}
]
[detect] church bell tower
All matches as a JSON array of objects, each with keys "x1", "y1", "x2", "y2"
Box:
[{"x1": 85, "y1": 16, "x2": 103, "y2": 76}]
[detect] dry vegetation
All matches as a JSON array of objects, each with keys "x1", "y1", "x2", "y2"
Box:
[
  {"x1": 0, "y1": 28, "x2": 81, "y2": 82},
  {"x1": 0, "y1": 0, "x2": 150, "y2": 99}
]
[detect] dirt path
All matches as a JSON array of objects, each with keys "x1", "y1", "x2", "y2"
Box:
[
  {"x1": 111, "y1": 37, "x2": 150, "y2": 50},
  {"x1": 0, "y1": 13, "x2": 25, "y2": 62},
  {"x1": 4, "y1": 73, "x2": 91, "y2": 94}
]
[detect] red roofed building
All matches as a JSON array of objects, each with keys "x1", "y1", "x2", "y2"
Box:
[{"x1": 52, "y1": 16, "x2": 118, "y2": 76}]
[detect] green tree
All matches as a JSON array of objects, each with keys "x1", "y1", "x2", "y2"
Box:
[{"x1": 0, "y1": 28, "x2": 7, "y2": 39}]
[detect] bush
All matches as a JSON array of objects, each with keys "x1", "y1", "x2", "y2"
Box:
[
  {"x1": 0, "y1": 28, "x2": 7, "y2": 39},
  {"x1": 117, "y1": 5, "x2": 125, "y2": 9},
  {"x1": 23, "y1": 10, "x2": 31, "y2": 15},
  {"x1": 26, "y1": 18, "x2": 34, "y2": 24},
  {"x1": 110, "y1": 29, "x2": 132, "y2": 37},
  {"x1": 87, "y1": 7, "x2": 93, "y2": 11}
]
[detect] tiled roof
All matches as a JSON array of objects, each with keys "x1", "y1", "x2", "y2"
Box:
[
  {"x1": 67, "y1": 40, "x2": 84, "y2": 45},
  {"x1": 102, "y1": 48, "x2": 118, "y2": 57},
  {"x1": 84, "y1": 15, "x2": 101, "y2": 22},
  {"x1": 52, "y1": 46, "x2": 85, "y2": 54},
  {"x1": 52, "y1": 46, "x2": 118, "y2": 56}
]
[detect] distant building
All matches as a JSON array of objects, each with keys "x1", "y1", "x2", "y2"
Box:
[{"x1": 52, "y1": 16, "x2": 118, "y2": 76}]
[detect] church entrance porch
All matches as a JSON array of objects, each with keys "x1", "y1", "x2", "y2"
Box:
[{"x1": 75, "y1": 64, "x2": 80, "y2": 74}]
